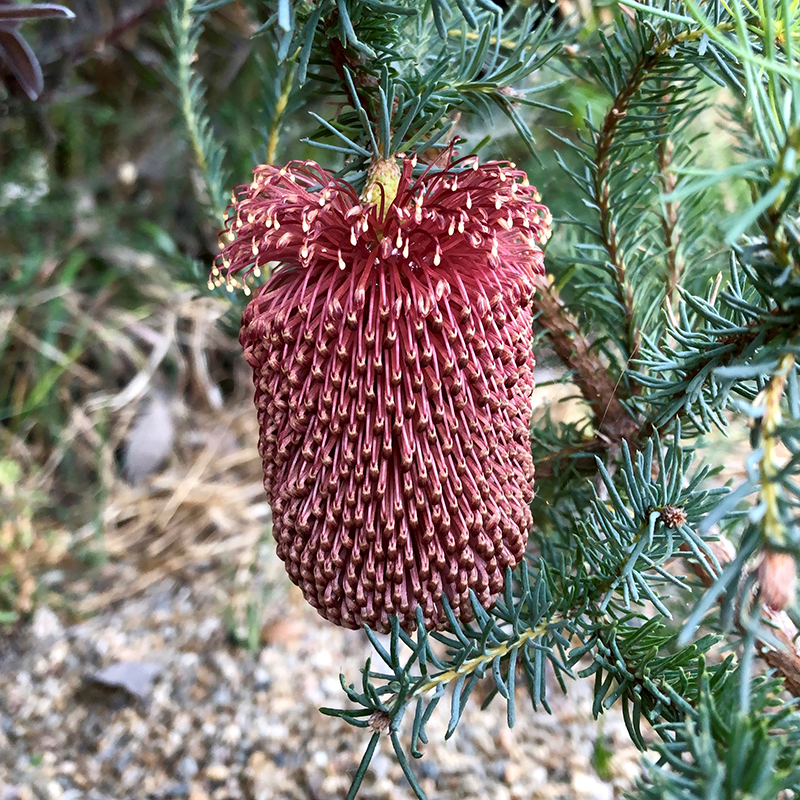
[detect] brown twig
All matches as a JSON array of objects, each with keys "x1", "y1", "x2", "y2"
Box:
[
  {"x1": 532, "y1": 46, "x2": 670, "y2": 469},
  {"x1": 55, "y1": 0, "x2": 169, "y2": 65},
  {"x1": 587, "y1": 30, "x2": 714, "y2": 358},
  {"x1": 657, "y1": 129, "x2": 684, "y2": 312},
  {"x1": 761, "y1": 608, "x2": 800, "y2": 697},
  {"x1": 532, "y1": 272, "x2": 638, "y2": 441},
  {"x1": 592, "y1": 52, "x2": 658, "y2": 362},
  {"x1": 328, "y1": 34, "x2": 376, "y2": 125},
  {"x1": 533, "y1": 440, "x2": 607, "y2": 480},
  {"x1": 92, "y1": 1, "x2": 167, "y2": 54}
]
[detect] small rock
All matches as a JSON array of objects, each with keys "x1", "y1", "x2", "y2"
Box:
[
  {"x1": 371, "y1": 754, "x2": 391, "y2": 781},
  {"x1": 31, "y1": 608, "x2": 64, "y2": 642},
  {"x1": 247, "y1": 752, "x2": 268, "y2": 772},
  {"x1": 572, "y1": 772, "x2": 614, "y2": 800},
  {"x1": 123, "y1": 393, "x2": 175, "y2": 484},
  {"x1": 205, "y1": 764, "x2": 229, "y2": 782},
  {"x1": 253, "y1": 667, "x2": 270, "y2": 690},
  {"x1": 222, "y1": 724, "x2": 241, "y2": 745},
  {"x1": 610, "y1": 747, "x2": 643, "y2": 783},
  {"x1": 504, "y1": 761, "x2": 523, "y2": 785},
  {"x1": 178, "y1": 757, "x2": 199, "y2": 780},
  {"x1": 46, "y1": 781, "x2": 63, "y2": 800},
  {"x1": 85, "y1": 661, "x2": 163, "y2": 703}
]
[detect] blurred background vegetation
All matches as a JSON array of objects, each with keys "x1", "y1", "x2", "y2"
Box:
[{"x1": 0, "y1": 0, "x2": 610, "y2": 627}]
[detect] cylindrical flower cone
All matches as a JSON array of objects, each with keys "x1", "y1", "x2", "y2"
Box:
[{"x1": 214, "y1": 152, "x2": 551, "y2": 633}]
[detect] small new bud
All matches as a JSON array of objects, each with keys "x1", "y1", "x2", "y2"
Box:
[
  {"x1": 361, "y1": 158, "x2": 402, "y2": 215},
  {"x1": 660, "y1": 505, "x2": 687, "y2": 528}
]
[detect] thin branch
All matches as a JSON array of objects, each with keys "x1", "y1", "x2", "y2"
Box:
[
  {"x1": 657, "y1": 127, "x2": 684, "y2": 312},
  {"x1": 591, "y1": 49, "x2": 657, "y2": 361},
  {"x1": 532, "y1": 273, "x2": 638, "y2": 443},
  {"x1": 676, "y1": 307, "x2": 793, "y2": 393},
  {"x1": 266, "y1": 63, "x2": 297, "y2": 165},
  {"x1": 171, "y1": 0, "x2": 227, "y2": 222},
  {"x1": 409, "y1": 616, "x2": 560, "y2": 699},
  {"x1": 533, "y1": 439, "x2": 608, "y2": 480},
  {"x1": 759, "y1": 127, "x2": 800, "y2": 281},
  {"x1": 588, "y1": 27, "x2": 714, "y2": 359},
  {"x1": 759, "y1": 353, "x2": 796, "y2": 545},
  {"x1": 89, "y1": 1, "x2": 168, "y2": 56}
]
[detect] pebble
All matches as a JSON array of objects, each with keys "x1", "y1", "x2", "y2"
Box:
[
  {"x1": 205, "y1": 764, "x2": 229, "y2": 782},
  {"x1": 178, "y1": 757, "x2": 199, "y2": 780},
  {"x1": 222, "y1": 723, "x2": 241, "y2": 745},
  {"x1": 31, "y1": 608, "x2": 65, "y2": 642},
  {"x1": 46, "y1": 781, "x2": 63, "y2": 800},
  {"x1": 0, "y1": 569, "x2": 642, "y2": 800},
  {"x1": 572, "y1": 772, "x2": 614, "y2": 800}
]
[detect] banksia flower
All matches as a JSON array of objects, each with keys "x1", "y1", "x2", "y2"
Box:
[{"x1": 214, "y1": 151, "x2": 551, "y2": 633}]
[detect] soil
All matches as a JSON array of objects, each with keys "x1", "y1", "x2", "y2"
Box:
[{"x1": 0, "y1": 556, "x2": 643, "y2": 800}]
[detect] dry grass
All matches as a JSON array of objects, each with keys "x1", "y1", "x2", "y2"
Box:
[
  {"x1": 84, "y1": 404, "x2": 269, "y2": 611},
  {"x1": 1, "y1": 244, "x2": 286, "y2": 625}
]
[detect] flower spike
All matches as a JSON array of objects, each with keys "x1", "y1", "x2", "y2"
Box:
[{"x1": 216, "y1": 150, "x2": 551, "y2": 633}]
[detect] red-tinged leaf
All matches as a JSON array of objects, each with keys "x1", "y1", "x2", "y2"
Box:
[
  {"x1": 0, "y1": 4, "x2": 75, "y2": 21},
  {"x1": 0, "y1": 27, "x2": 42, "y2": 99}
]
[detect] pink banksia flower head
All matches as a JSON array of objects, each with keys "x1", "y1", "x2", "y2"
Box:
[{"x1": 214, "y1": 149, "x2": 551, "y2": 633}]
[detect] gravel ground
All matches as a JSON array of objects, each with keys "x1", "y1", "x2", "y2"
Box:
[{"x1": 0, "y1": 560, "x2": 643, "y2": 800}]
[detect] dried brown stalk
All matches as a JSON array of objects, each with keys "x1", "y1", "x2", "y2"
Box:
[
  {"x1": 656, "y1": 131, "x2": 684, "y2": 312},
  {"x1": 684, "y1": 538, "x2": 800, "y2": 697},
  {"x1": 531, "y1": 273, "x2": 638, "y2": 477}
]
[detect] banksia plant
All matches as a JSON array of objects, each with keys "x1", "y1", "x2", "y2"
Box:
[
  {"x1": 215, "y1": 153, "x2": 551, "y2": 632},
  {"x1": 171, "y1": 0, "x2": 800, "y2": 797}
]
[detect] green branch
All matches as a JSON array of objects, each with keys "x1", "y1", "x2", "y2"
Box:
[{"x1": 169, "y1": 0, "x2": 228, "y2": 223}]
